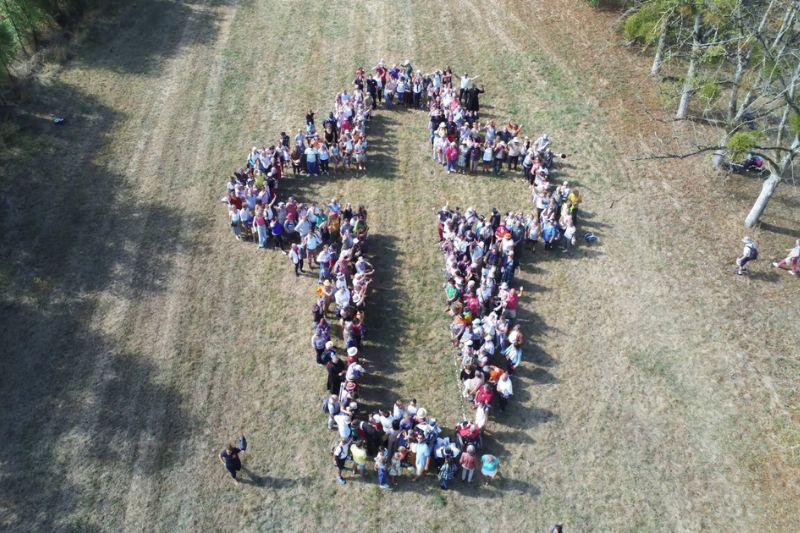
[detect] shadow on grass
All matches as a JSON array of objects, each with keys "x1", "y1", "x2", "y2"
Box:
[
  {"x1": 759, "y1": 222, "x2": 800, "y2": 240},
  {"x1": 70, "y1": 0, "x2": 239, "y2": 76},
  {"x1": 353, "y1": 233, "x2": 405, "y2": 415},
  {"x1": 239, "y1": 467, "x2": 312, "y2": 490},
  {"x1": 0, "y1": 59, "x2": 195, "y2": 532}
]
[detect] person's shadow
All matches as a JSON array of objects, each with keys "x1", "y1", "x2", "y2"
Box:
[{"x1": 239, "y1": 466, "x2": 311, "y2": 489}]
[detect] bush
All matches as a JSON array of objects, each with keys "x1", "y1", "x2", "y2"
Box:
[{"x1": 726, "y1": 130, "x2": 765, "y2": 160}]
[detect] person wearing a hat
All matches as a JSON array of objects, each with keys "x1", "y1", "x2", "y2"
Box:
[
  {"x1": 736, "y1": 237, "x2": 758, "y2": 275},
  {"x1": 320, "y1": 279, "x2": 334, "y2": 314},
  {"x1": 346, "y1": 346, "x2": 359, "y2": 365},
  {"x1": 772, "y1": 239, "x2": 800, "y2": 275}
]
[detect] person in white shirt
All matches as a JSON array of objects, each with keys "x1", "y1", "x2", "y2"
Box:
[
  {"x1": 736, "y1": 236, "x2": 758, "y2": 275},
  {"x1": 334, "y1": 286, "x2": 351, "y2": 316},
  {"x1": 345, "y1": 362, "x2": 365, "y2": 382},
  {"x1": 288, "y1": 243, "x2": 304, "y2": 277},
  {"x1": 304, "y1": 145, "x2": 319, "y2": 176},
  {"x1": 332, "y1": 437, "x2": 351, "y2": 485}
]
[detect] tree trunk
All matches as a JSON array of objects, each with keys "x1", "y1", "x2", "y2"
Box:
[
  {"x1": 1, "y1": 0, "x2": 31, "y2": 56},
  {"x1": 727, "y1": 43, "x2": 745, "y2": 123},
  {"x1": 676, "y1": 11, "x2": 701, "y2": 120},
  {"x1": 650, "y1": 17, "x2": 668, "y2": 77},
  {"x1": 745, "y1": 134, "x2": 799, "y2": 227},
  {"x1": 734, "y1": 2, "x2": 795, "y2": 123},
  {"x1": 712, "y1": 135, "x2": 728, "y2": 170}
]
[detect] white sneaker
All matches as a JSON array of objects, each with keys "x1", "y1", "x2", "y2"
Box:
[{"x1": 772, "y1": 262, "x2": 779, "y2": 268}]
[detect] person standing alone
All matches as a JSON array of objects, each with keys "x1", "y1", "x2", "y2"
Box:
[
  {"x1": 736, "y1": 237, "x2": 758, "y2": 275},
  {"x1": 219, "y1": 437, "x2": 247, "y2": 484}
]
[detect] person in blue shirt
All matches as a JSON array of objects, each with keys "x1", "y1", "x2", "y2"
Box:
[
  {"x1": 542, "y1": 219, "x2": 559, "y2": 251},
  {"x1": 480, "y1": 454, "x2": 499, "y2": 485},
  {"x1": 270, "y1": 219, "x2": 286, "y2": 251}
]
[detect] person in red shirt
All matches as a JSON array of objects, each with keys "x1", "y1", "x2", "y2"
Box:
[
  {"x1": 503, "y1": 287, "x2": 521, "y2": 320},
  {"x1": 445, "y1": 142, "x2": 459, "y2": 173},
  {"x1": 494, "y1": 223, "x2": 510, "y2": 242},
  {"x1": 474, "y1": 382, "x2": 494, "y2": 407},
  {"x1": 456, "y1": 420, "x2": 481, "y2": 449},
  {"x1": 228, "y1": 191, "x2": 243, "y2": 210}
]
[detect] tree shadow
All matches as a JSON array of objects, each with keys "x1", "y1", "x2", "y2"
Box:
[
  {"x1": 0, "y1": 71, "x2": 193, "y2": 532},
  {"x1": 759, "y1": 222, "x2": 800, "y2": 239},
  {"x1": 71, "y1": 0, "x2": 238, "y2": 76},
  {"x1": 0, "y1": 305, "x2": 196, "y2": 532}
]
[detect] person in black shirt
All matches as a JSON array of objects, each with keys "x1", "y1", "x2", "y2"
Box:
[
  {"x1": 366, "y1": 77, "x2": 378, "y2": 109},
  {"x1": 326, "y1": 353, "x2": 346, "y2": 395},
  {"x1": 464, "y1": 85, "x2": 485, "y2": 113},
  {"x1": 219, "y1": 443, "x2": 243, "y2": 483}
]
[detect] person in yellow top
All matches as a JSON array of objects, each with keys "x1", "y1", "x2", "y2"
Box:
[
  {"x1": 567, "y1": 188, "x2": 582, "y2": 222},
  {"x1": 350, "y1": 440, "x2": 368, "y2": 477}
]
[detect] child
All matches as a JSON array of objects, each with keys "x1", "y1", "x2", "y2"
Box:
[{"x1": 375, "y1": 449, "x2": 390, "y2": 489}]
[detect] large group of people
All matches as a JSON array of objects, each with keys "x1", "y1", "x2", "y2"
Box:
[
  {"x1": 220, "y1": 59, "x2": 587, "y2": 492},
  {"x1": 438, "y1": 206, "x2": 527, "y2": 432},
  {"x1": 222, "y1": 79, "x2": 375, "y2": 248}
]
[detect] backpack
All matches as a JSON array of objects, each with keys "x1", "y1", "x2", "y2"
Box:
[{"x1": 747, "y1": 245, "x2": 758, "y2": 260}]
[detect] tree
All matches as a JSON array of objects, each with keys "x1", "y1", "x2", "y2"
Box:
[
  {"x1": 623, "y1": 0, "x2": 800, "y2": 226},
  {"x1": 676, "y1": 9, "x2": 702, "y2": 119},
  {"x1": 0, "y1": 19, "x2": 16, "y2": 84}
]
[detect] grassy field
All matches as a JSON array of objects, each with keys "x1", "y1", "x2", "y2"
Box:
[{"x1": 1, "y1": 0, "x2": 799, "y2": 531}]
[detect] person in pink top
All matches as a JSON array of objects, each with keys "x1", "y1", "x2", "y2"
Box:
[
  {"x1": 459, "y1": 444, "x2": 477, "y2": 483},
  {"x1": 502, "y1": 287, "x2": 522, "y2": 320},
  {"x1": 445, "y1": 142, "x2": 459, "y2": 174},
  {"x1": 773, "y1": 239, "x2": 800, "y2": 275}
]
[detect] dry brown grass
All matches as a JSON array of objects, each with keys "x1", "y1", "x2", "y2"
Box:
[{"x1": 0, "y1": 0, "x2": 798, "y2": 531}]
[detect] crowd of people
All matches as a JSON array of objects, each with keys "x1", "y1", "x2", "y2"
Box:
[
  {"x1": 220, "y1": 59, "x2": 583, "y2": 492},
  {"x1": 317, "y1": 200, "x2": 501, "y2": 489},
  {"x1": 438, "y1": 205, "x2": 530, "y2": 432},
  {"x1": 222, "y1": 78, "x2": 375, "y2": 248}
]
